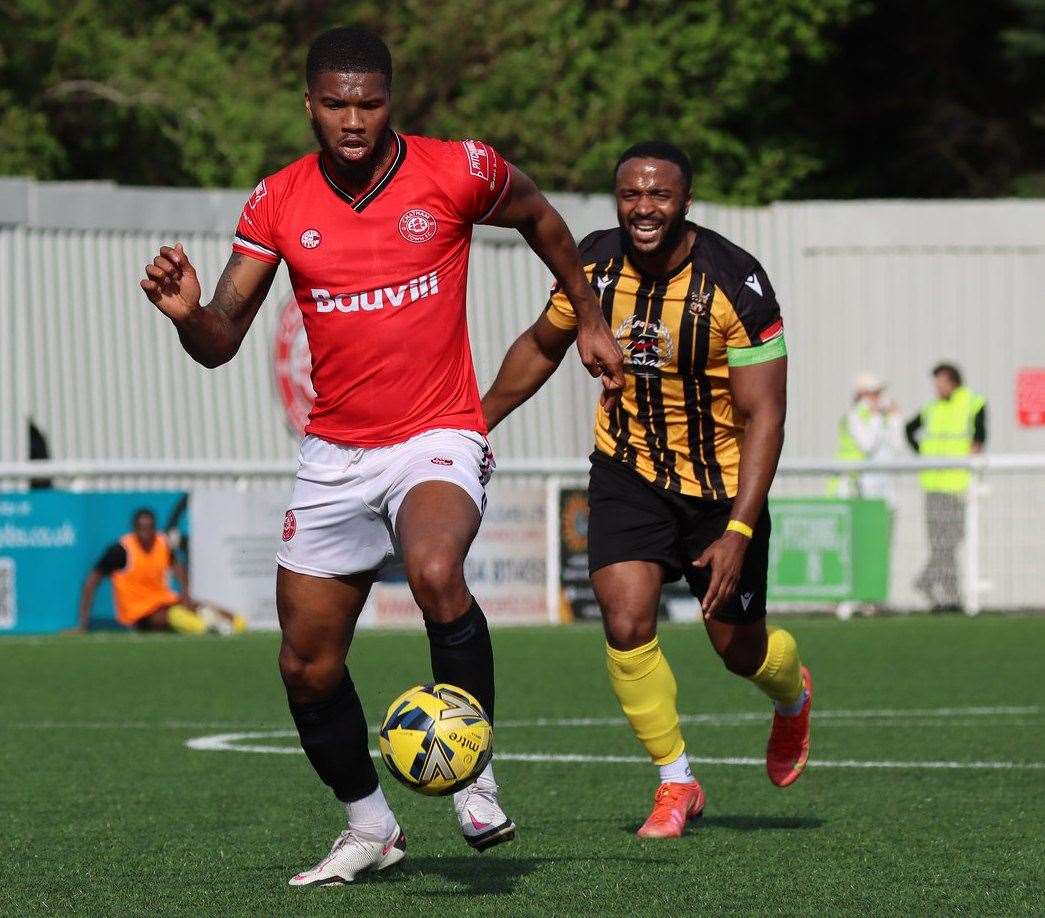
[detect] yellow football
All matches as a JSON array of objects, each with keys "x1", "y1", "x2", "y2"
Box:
[{"x1": 377, "y1": 682, "x2": 493, "y2": 796}]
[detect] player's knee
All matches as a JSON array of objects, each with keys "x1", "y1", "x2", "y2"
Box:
[
  {"x1": 406, "y1": 554, "x2": 466, "y2": 618},
  {"x1": 603, "y1": 609, "x2": 656, "y2": 651},
  {"x1": 278, "y1": 644, "x2": 342, "y2": 703}
]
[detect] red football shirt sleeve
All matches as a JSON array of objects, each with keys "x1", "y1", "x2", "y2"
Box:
[
  {"x1": 233, "y1": 178, "x2": 281, "y2": 264},
  {"x1": 448, "y1": 140, "x2": 512, "y2": 224}
]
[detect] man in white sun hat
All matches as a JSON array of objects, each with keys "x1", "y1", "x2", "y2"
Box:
[
  {"x1": 831, "y1": 372, "x2": 903, "y2": 620},
  {"x1": 832, "y1": 371, "x2": 904, "y2": 503}
]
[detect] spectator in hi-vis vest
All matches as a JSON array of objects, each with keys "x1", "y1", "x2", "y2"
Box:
[
  {"x1": 831, "y1": 372, "x2": 904, "y2": 503},
  {"x1": 831, "y1": 373, "x2": 903, "y2": 620},
  {"x1": 74, "y1": 508, "x2": 247, "y2": 634},
  {"x1": 905, "y1": 363, "x2": 986, "y2": 612}
]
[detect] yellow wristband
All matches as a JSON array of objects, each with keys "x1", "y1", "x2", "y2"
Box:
[{"x1": 726, "y1": 519, "x2": 754, "y2": 539}]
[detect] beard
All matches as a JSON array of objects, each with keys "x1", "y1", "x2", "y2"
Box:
[
  {"x1": 625, "y1": 205, "x2": 689, "y2": 258},
  {"x1": 312, "y1": 118, "x2": 392, "y2": 186}
]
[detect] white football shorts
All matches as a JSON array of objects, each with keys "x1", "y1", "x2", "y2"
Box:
[{"x1": 276, "y1": 428, "x2": 495, "y2": 578}]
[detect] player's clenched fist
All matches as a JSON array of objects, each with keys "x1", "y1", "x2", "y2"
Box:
[{"x1": 140, "y1": 243, "x2": 202, "y2": 322}]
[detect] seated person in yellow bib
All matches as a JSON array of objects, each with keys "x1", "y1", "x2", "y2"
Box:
[
  {"x1": 76, "y1": 508, "x2": 245, "y2": 635},
  {"x1": 483, "y1": 141, "x2": 811, "y2": 838}
]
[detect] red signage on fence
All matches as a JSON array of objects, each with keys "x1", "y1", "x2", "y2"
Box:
[
  {"x1": 273, "y1": 297, "x2": 315, "y2": 436},
  {"x1": 1016, "y1": 369, "x2": 1045, "y2": 427}
]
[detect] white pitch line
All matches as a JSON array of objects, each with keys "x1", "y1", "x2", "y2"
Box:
[
  {"x1": 1, "y1": 720, "x2": 282, "y2": 731},
  {"x1": 4, "y1": 705, "x2": 1039, "y2": 733},
  {"x1": 495, "y1": 753, "x2": 1045, "y2": 771},
  {"x1": 498, "y1": 705, "x2": 1041, "y2": 728},
  {"x1": 183, "y1": 731, "x2": 1045, "y2": 771}
]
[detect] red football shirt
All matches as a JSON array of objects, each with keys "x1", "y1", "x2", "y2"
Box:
[{"x1": 233, "y1": 133, "x2": 511, "y2": 446}]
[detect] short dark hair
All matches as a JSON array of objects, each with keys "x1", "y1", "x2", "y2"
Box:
[
  {"x1": 932, "y1": 363, "x2": 962, "y2": 386},
  {"x1": 131, "y1": 508, "x2": 156, "y2": 527},
  {"x1": 306, "y1": 26, "x2": 392, "y2": 88},
  {"x1": 615, "y1": 141, "x2": 693, "y2": 190}
]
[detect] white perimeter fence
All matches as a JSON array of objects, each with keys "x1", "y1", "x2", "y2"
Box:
[{"x1": 2, "y1": 455, "x2": 1043, "y2": 620}]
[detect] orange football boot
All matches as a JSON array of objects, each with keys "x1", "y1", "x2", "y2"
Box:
[
  {"x1": 766, "y1": 665, "x2": 813, "y2": 787},
  {"x1": 636, "y1": 781, "x2": 706, "y2": 838}
]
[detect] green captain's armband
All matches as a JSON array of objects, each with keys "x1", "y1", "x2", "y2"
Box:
[{"x1": 727, "y1": 334, "x2": 787, "y2": 367}]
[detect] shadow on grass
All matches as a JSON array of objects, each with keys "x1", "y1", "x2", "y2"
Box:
[
  {"x1": 700, "y1": 814, "x2": 824, "y2": 831},
  {"x1": 618, "y1": 813, "x2": 825, "y2": 834},
  {"x1": 374, "y1": 854, "x2": 675, "y2": 896}
]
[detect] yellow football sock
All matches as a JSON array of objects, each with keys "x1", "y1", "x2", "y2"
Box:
[
  {"x1": 606, "y1": 637, "x2": 686, "y2": 765},
  {"x1": 748, "y1": 627, "x2": 804, "y2": 707},
  {"x1": 166, "y1": 604, "x2": 207, "y2": 635}
]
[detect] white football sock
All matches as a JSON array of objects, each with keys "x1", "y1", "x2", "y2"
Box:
[
  {"x1": 658, "y1": 750, "x2": 695, "y2": 784},
  {"x1": 775, "y1": 688, "x2": 809, "y2": 717},
  {"x1": 453, "y1": 761, "x2": 497, "y2": 807},
  {"x1": 344, "y1": 785, "x2": 396, "y2": 840}
]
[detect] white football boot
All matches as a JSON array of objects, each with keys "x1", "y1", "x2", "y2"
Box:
[
  {"x1": 288, "y1": 823, "x2": 406, "y2": 887},
  {"x1": 453, "y1": 768, "x2": 516, "y2": 851},
  {"x1": 196, "y1": 605, "x2": 231, "y2": 635}
]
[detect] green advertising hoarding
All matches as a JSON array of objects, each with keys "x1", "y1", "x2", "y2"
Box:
[
  {"x1": 558, "y1": 490, "x2": 891, "y2": 615},
  {"x1": 767, "y1": 498, "x2": 890, "y2": 603}
]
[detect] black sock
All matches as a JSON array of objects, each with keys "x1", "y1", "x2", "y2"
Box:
[
  {"x1": 425, "y1": 598, "x2": 495, "y2": 722},
  {"x1": 287, "y1": 668, "x2": 378, "y2": 803}
]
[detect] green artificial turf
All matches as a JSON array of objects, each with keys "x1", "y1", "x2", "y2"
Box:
[{"x1": 1, "y1": 616, "x2": 1042, "y2": 915}]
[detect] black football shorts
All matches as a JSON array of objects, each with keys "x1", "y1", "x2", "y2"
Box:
[{"x1": 587, "y1": 451, "x2": 770, "y2": 624}]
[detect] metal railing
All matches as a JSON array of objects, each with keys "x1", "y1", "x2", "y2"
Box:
[{"x1": 2, "y1": 455, "x2": 1043, "y2": 617}]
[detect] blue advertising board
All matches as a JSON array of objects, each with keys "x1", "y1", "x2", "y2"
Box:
[{"x1": 0, "y1": 491, "x2": 187, "y2": 634}]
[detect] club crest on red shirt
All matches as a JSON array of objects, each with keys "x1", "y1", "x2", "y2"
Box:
[{"x1": 399, "y1": 208, "x2": 437, "y2": 244}]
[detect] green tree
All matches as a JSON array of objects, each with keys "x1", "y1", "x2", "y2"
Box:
[
  {"x1": 0, "y1": 0, "x2": 862, "y2": 198},
  {"x1": 359, "y1": 0, "x2": 863, "y2": 201},
  {"x1": 784, "y1": 0, "x2": 1045, "y2": 198},
  {"x1": 1001, "y1": 0, "x2": 1045, "y2": 194},
  {"x1": 0, "y1": 0, "x2": 311, "y2": 186},
  {"x1": 1, "y1": 0, "x2": 1040, "y2": 200}
]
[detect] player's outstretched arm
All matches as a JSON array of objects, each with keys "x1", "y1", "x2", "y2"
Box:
[
  {"x1": 695, "y1": 357, "x2": 787, "y2": 618},
  {"x1": 482, "y1": 314, "x2": 576, "y2": 431},
  {"x1": 172, "y1": 558, "x2": 192, "y2": 605},
  {"x1": 73, "y1": 570, "x2": 103, "y2": 634},
  {"x1": 140, "y1": 246, "x2": 277, "y2": 368},
  {"x1": 490, "y1": 167, "x2": 624, "y2": 403}
]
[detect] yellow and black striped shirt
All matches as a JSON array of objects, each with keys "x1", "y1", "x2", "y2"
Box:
[{"x1": 546, "y1": 223, "x2": 786, "y2": 499}]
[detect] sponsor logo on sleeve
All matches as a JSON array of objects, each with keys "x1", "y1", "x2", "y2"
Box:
[
  {"x1": 744, "y1": 272, "x2": 763, "y2": 296},
  {"x1": 463, "y1": 140, "x2": 491, "y2": 181},
  {"x1": 248, "y1": 179, "x2": 267, "y2": 209},
  {"x1": 399, "y1": 208, "x2": 437, "y2": 244}
]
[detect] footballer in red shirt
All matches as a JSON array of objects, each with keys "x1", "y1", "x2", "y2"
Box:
[{"x1": 140, "y1": 27, "x2": 623, "y2": 885}]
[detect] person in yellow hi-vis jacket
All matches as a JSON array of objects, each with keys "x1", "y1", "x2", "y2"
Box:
[{"x1": 905, "y1": 363, "x2": 986, "y2": 612}]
